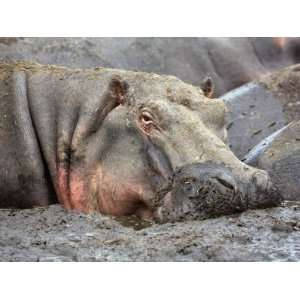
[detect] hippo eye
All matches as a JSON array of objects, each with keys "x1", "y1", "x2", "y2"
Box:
[
  {"x1": 139, "y1": 111, "x2": 156, "y2": 134},
  {"x1": 140, "y1": 111, "x2": 153, "y2": 123}
]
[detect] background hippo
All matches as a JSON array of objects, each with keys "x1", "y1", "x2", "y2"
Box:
[
  {"x1": 1, "y1": 37, "x2": 300, "y2": 96},
  {"x1": 221, "y1": 64, "x2": 300, "y2": 211},
  {"x1": 222, "y1": 63, "x2": 300, "y2": 159},
  {"x1": 0, "y1": 61, "x2": 281, "y2": 222},
  {"x1": 245, "y1": 121, "x2": 300, "y2": 202}
]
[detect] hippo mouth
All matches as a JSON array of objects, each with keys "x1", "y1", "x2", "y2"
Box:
[{"x1": 152, "y1": 162, "x2": 283, "y2": 223}]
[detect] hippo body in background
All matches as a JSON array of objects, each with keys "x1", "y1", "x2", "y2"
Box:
[
  {"x1": 1, "y1": 37, "x2": 300, "y2": 96},
  {"x1": 0, "y1": 61, "x2": 281, "y2": 223},
  {"x1": 245, "y1": 121, "x2": 300, "y2": 201},
  {"x1": 222, "y1": 64, "x2": 300, "y2": 159}
]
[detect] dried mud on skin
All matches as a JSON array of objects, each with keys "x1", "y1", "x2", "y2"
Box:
[{"x1": 0, "y1": 204, "x2": 300, "y2": 261}]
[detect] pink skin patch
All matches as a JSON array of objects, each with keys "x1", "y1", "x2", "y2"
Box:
[
  {"x1": 57, "y1": 166, "x2": 88, "y2": 213},
  {"x1": 69, "y1": 171, "x2": 87, "y2": 212},
  {"x1": 56, "y1": 164, "x2": 155, "y2": 219},
  {"x1": 95, "y1": 166, "x2": 154, "y2": 218},
  {"x1": 57, "y1": 167, "x2": 72, "y2": 210}
]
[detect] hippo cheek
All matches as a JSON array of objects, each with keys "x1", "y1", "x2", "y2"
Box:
[
  {"x1": 89, "y1": 166, "x2": 157, "y2": 218},
  {"x1": 57, "y1": 165, "x2": 157, "y2": 217}
]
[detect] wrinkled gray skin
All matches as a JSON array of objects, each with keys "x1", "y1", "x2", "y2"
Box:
[
  {"x1": 1, "y1": 37, "x2": 300, "y2": 96},
  {"x1": 0, "y1": 62, "x2": 281, "y2": 223},
  {"x1": 223, "y1": 63, "x2": 300, "y2": 158}
]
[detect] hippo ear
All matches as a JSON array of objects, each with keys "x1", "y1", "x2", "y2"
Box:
[
  {"x1": 200, "y1": 76, "x2": 214, "y2": 98},
  {"x1": 109, "y1": 75, "x2": 129, "y2": 105}
]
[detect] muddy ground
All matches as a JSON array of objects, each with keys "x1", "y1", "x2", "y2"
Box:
[{"x1": 0, "y1": 203, "x2": 299, "y2": 261}]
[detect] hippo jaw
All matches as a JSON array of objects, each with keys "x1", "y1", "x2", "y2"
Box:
[{"x1": 153, "y1": 163, "x2": 283, "y2": 223}]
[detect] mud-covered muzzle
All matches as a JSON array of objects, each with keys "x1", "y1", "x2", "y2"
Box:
[{"x1": 155, "y1": 162, "x2": 283, "y2": 223}]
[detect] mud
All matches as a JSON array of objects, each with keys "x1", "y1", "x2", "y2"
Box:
[{"x1": 0, "y1": 203, "x2": 300, "y2": 261}]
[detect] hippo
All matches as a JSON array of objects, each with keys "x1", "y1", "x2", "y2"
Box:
[
  {"x1": 244, "y1": 121, "x2": 300, "y2": 202},
  {"x1": 222, "y1": 63, "x2": 300, "y2": 159},
  {"x1": 1, "y1": 37, "x2": 300, "y2": 96},
  {"x1": 0, "y1": 61, "x2": 282, "y2": 223}
]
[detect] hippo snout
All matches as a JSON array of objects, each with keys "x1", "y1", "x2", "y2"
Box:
[
  {"x1": 175, "y1": 163, "x2": 238, "y2": 200},
  {"x1": 155, "y1": 162, "x2": 282, "y2": 223}
]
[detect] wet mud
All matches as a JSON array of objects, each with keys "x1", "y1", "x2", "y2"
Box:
[{"x1": 0, "y1": 203, "x2": 299, "y2": 261}]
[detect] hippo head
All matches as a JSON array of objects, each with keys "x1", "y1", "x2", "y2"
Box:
[{"x1": 64, "y1": 71, "x2": 281, "y2": 223}]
